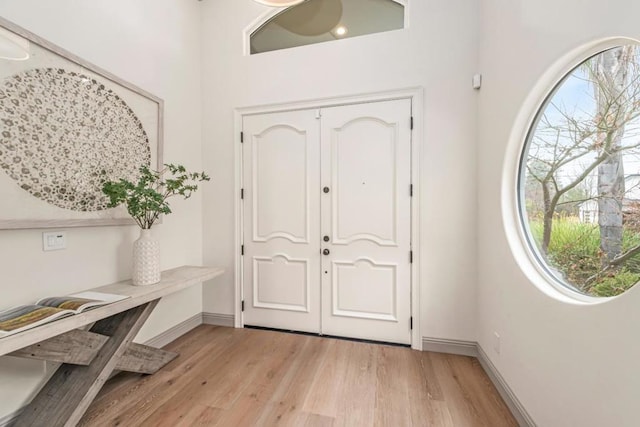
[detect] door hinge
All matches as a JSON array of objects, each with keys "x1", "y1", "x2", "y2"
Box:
[
  {"x1": 241, "y1": 244, "x2": 244, "y2": 256},
  {"x1": 241, "y1": 300, "x2": 245, "y2": 311},
  {"x1": 410, "y1": 184, "x2": 413, "y2": 197},
  {"x1": 410, "y1": 116, "x2": 414, "y2": 130},
  {"x1": 241, "y1": 188, "x2": 244, "y2": 199},
  {"x1": 240, "y1": 131, "x2": 244, "y2": 143},
  {"x1": 410, "y1": 316, "x2": 413, "y2": 330},
  {"x1": 410, "y1": 250, "x2": 413, "y2": 263}
]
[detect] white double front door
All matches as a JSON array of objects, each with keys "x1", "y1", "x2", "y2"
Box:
[{"x1": 241, "y1": 99, "x2": 412, "y2": 344}]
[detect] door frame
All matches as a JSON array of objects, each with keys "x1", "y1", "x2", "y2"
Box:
[{"x1": 233, "y1": 87, "x2": 424, "y2": 350}]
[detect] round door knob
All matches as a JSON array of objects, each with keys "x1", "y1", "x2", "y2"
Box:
[
  {"x1": 323, "y1": 248, "x2": 330, "y2": 256},
  {"x1": 323, "y1": 186, "x2": 330, "y2": 193},
  {"x1": 323, "y1": 235, "x2": 330, "y2": 242}
]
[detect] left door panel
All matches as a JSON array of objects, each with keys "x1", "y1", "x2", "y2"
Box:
[{"x1": 242, "y1": 110, "x2": 321, "y2": 333}]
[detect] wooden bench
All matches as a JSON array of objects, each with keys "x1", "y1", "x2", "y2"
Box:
[{"x1": 0, "y1": 265, "x2": 224, "y2": 427}]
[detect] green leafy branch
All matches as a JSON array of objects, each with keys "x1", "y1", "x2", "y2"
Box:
[{"x1": 102, "y1": 164, "x2": 210, "y2": 229}]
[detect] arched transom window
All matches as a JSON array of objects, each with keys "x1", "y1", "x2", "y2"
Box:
[{"x1": 250, "y1": 0, "x2": 405, "y2": 54}]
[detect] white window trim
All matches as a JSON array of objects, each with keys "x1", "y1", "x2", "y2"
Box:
[{"x1": 503, "y1": 36, "x2": 640, "y2": 304}]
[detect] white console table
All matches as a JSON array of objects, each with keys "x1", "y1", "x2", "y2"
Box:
[{"x1": 0, "y1": 265, "x2": 224, "y2": 427}]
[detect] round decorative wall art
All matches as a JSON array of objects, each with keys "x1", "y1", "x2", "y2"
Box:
[{"x1": 0, "y1": 68, "x2": 151, "y2": 212}]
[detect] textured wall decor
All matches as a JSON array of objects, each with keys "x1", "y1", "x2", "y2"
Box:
[
  {"x1": 0, "y1": 68, "x2": 151, "y2": 212},
  {"x1": 0, "y1": 17, "x2": 162, "y2": 229}
]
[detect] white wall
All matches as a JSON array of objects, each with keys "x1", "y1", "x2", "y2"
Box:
[
  {"x1": 0, "y1": 0, "x2": 203, "y2": 419},
  {"x1": 201, "y1": 1, "x2": 479, "y2": 344},
  {"x1": 5, "y1": 0, "x2": 634, "y2": 424},
  {"x1": 478, "y1": 0, "x2": 640, "y2": 425}
]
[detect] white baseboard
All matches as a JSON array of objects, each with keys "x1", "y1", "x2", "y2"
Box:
[
  {"x1": 144, "y1": 313, "x2": 203, "y2": 348},
  {"x1": 422, "y1": 337, "x2": 479, "y2": 357},
  {"x1": 422, "y1": 337, "x2": 536, "y2": 427},
  {"x1": 0, "y1": 409, "x2": 21, "y2": 427},
  {"x1": 422, "y1": 336, "x2": 534, "y2": 427},
  {"x1": 202, "y1": 312, "x2": 235, "y2": 327},
  {"x1": 476, "y1": 345, "x2": 536, "y2": 427}
]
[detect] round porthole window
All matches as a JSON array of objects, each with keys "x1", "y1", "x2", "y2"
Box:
[{"x1": 519, "y1": 44, "x2": 640, "y2": 298}]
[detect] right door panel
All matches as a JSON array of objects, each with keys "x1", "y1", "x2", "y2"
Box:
[{"x1": 320, "y1": 99, "x2": 412, "y2": 344}]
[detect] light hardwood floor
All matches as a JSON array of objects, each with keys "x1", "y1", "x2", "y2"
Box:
[{"x1": 79, "y1": 326, "x2": 517, "y2": 426}]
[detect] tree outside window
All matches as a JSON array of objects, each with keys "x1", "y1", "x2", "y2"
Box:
[{"x1": 521, "y1": 45, "x2": 640, "y2": 297}]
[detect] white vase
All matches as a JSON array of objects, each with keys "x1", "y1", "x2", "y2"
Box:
[{"x1": 132, "y1": 228, "x2": 161, "y2": 286}]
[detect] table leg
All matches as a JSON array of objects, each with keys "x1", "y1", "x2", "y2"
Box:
[
  {"x1": 12, "y1": 300, "x2": 159, "y2": 427},
  {"x1": 10, "y1": 331, "x2": 178, "y2": 374}
]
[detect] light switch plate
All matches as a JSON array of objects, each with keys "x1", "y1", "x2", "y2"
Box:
[
  {"x1": 42, "y1": 231, "x2": 66, "y2": 251},
  {"x1": 472, "y1": 73, "x2": 482, "y2": 90}
]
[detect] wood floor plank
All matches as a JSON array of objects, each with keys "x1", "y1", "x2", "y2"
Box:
[
  {"x1": 160, "y1": 325, "x2": 230, "y2": 372},
  {"x1": 427, "y1": 400, "x2": 457, "y2": 427},
  {"x1": 430, "y1": 352, "x2": 482, "y2": 427},
  {"x1": 258, "y1": 404, "x2": 336, "y2": 427},
  {"x1": 406, "y1": 346, "x2": 451, "y2": 426},
  {"x1": 87, "y1": 326, "x2": 228, "y2": 412},
  {"x1": 88, "y1": 371, "x2": 144, "y2": 408},
  {"x1": 264, "y1": 335, "x2": 328, "y2": 408},
  {"x1": 301, "y1": 338, "x2": 350, "y2": 418},
  {"x1": 209, "y1": 395, "x2": 270, "y2": 426},
  {"x1": 133, "y1": 328, "x2": 279, "y2": 425},
  {"x1": 212, "y1": 329, "x2": 304, "y2": 409},
  {"x1": 153, "y1": 404, "x2": 223, "y2": 427},
  {"x1": 180, "y1": 405, "x2": 223, "y2": 427},
  {"x1": 447, "y1": 355, "x2": 517, "y2": 427},
  {"x1": 334, "y1": 341, "x2": 378, "y2": 426},
  {"x1": 417, "y1": 347, "x2": 445, "y2": 401},
  {"x1": 79, "y1": 326, "x2": 241, "y2": 426},
  {"x1": 303, "y1": 413, "x2": 336, "y2": 427},
  {"x1": 373, "y1": 344, "x2": 413, "y2": 426},
  {"x1": 193, "y1": 329, "x2": 288, "y2": 409},
  {"x1": 250, "y1": 335, "x2": 331, "y2": 426},
  {"x1": 81, "y1": 326, "x2": 518, "y2": 427}
]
